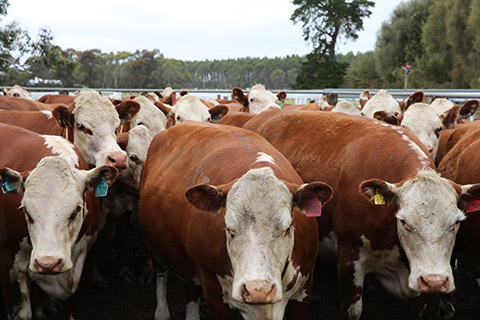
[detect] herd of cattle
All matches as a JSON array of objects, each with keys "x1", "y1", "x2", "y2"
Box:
[{"x1": 1, "y1": 83, "x2": 480, "y2": 319}]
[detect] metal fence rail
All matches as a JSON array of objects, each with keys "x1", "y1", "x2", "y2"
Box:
[{"x1": 6, "y1": 86, "x2": 480, "y2": 103}]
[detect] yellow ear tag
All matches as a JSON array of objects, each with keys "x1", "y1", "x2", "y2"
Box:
[{"x1": 373, "y1": 190, "x2": 385, "y2": 205}]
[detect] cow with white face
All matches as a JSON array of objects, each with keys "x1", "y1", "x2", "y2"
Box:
[
  {"x1": 400, "y1": 102, "x2": 459, "y2": 159},
  {"x1": 130, "y1": 96, "x2": 167, "y2": 134},
  {"x1": 331, "y1": 100, "x2": 362, "y2": 116},
  {"x1": 2, "y1": 85, "x2": 34, "y2": 100},
  {"x1": 0, "y1": 123, "x2": 118, "y2": 319},
  {"x1": 139, "y1": 122, "x2": 332, "y2": 319},
  {"x1": 52, "y1": 90, "x2": 140, "y2": 170},
  {"x1": 431, "y1": 98, "x2": 479, "y2": 123},
  {"x1": 361, "y1": 90, "x2": 402, "y2": 124},
  {"x1": 155, "y1": 94, "x2": 229, "y2": 127},
  {"x1": 232, "y1": 84, "x2": 285, "y2": 114}
]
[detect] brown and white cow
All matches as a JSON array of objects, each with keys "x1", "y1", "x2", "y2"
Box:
[
  {"x1": 128, "y1": 95, "x2": 167, "y2": 134},
  {"x1": 0, "y1": 123, "x2": 118, "y2": 319},
  {"x1": 360, "y1": 89, "x2": 402, "y2": 124},
  {"x1": 400, "y1": 102, "x2": 459, "y2": 160},
  {"x1": 232, "y1": 84, "x2": 285, "y2": 114},
  {"x1": 139, "y1": 122, "x2": 333, "y2": 319},
  {"x1": 244, "y1": 110, "x2": 479, "y2": 319},
  {"x1": 0, "y1": 90, "x2": 139, "y2": 170},
  {"x1": 1, "y1": 85, "x2": 33, "y2": 99},
  {"x1": 38, "y1": 93, "x2": 75, "y2": 105},
  {"x1": 154, "y1": 94, "x2": 228, "y2": 127},
  {"x1": 331, "y1": 100, "x2": 362, "y2": 116},
  {"x1": 431, "y1": 98, "x2": 479, "y2": 123}
]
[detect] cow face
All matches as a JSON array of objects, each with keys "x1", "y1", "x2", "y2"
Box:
[
  {"x1": 233, "y1": 85, "x2": 282, "y2": 114},
  {"x1": 186, "y1": 167, "x2": 332, "y2": 305},
  {"x1": 3, "y1": 85, "x2": 33, "y2": 99},
  {"x1": 168, "y1": 95, "x2": 227, "y2": 125},
  {"x1": 53, "y1": 90, "x2": 139, "y2": 170},
  {"x1": 131, "y1": 96, "x2": 167, "y2": 134},
  {"x1": 1, "y1": 156, "x2": 117, "y2": 274},
  {"x1": 117, "y1": 125, "x2": 154, "y2": 192},
  {"x1": 360, "y1": 168, "x2": 480, "y2": 294},
  {"x1": 400, "y1": 103, "x2": 457, "y2": 159},
  {"x1": 361, "y1": 90, "x2": 402, "y2": 124}
]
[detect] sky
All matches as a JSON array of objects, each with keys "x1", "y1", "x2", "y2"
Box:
[{"x1": 4, "y1": 0, "x2": 406, "y2": 61}]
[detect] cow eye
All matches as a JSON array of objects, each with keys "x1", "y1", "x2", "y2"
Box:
[
  {"x1": 400, "y1": 219, "x2": 410, "y2": 231},
  {"x1": 284, "y1": 224, "x2": 293, "y2": 236},
  {"x1": 129, "y1": 155, "x2": 138, "y2": 163},
  {"x1": 449, "y1": 220, "x2": 461, "y2": 232},
  {"x1": 226, "y1": 228, "x2": 235, "y2": 238},
  {"x1": 435, "y1": 128, "x2": 443, "y2": 137},
  {"x1": 78, "y1": 124, "x2": 93, "y2": 135},
  {"x1": 68, "y1": 206, "x2": 81, "y2": 224}
]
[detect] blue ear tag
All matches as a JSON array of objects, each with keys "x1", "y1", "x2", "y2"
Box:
[
  {"x1": 1, "y1": 179, "x2": 15, "y2": 194},
  {"x1": 95, "y1": 177, "x2": 109, "y2": 197}
]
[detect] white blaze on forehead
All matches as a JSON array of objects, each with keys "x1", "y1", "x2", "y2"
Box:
[
  {"x1": 225, "y1": 167, "x2": 293, "y2": 304},
  {"x1": 22, "y1": 157, "x2": 88, "y2": 272},
  {"x1": 42, "y1": 135, "x2": 79, "y2": 167},
  {"x1": 132, "y1": 96, "x2": 167, "y2": 134},
  {"x1": 361, "y1": 90, "x2": 401, "y2": 118},
  {"x1": 73, "y1": 90, "x2": 120, "y2": 129},
  {"x1": 255, "y1": 152, "x2": 276, "y2": 165},
  {"x1": 400, "y1": 103, "x2": 443, "y2": 158},
  {"x1": 41, "y1": 110, "x2": 53, "y2": 119},
  {"x1": 431, "y1": 98, "x2": 455, "y2": 116},
  {"x1": 248, "y1": 84, "x2": 281, "y2": 114},
  {"x1": 372, "y1": 121, "x2": 431, "y2": 167},
  {"x1": 394, "y1": 168, "x2": 464, "y2": 292},
  {"x1": 331, "y1": 101, "x2": 362, "y2": 116},
  {"x1": 172, "y1": 94, "x2": 211, "y2": 122}
]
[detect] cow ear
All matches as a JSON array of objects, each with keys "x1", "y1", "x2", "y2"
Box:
[
  {"x1": 457, "y1": 183, "x2": 480, "y2": 211},
  {"x1": 209, "y1": 105, "x2": 229, "y2": 123},
  {"x1": 117, "y1": 132, "x2": 129, "y2": 150},
  {"x1": 116, "y1": 100, "x2": 140, "y2": 121},
  {"x1": 277, "y1": 91, "x2": 287, "y2": 103},
  {"x1": 154, "y1": 101, "x2": 172, "y2": 116},
  {"x1": 291, "y1": 182, "x2": 333, "y2": 213},
  {"x1": 52, "y1": 105, "x2": 74, "y2": 128},
  {"x1": 460, "y1": 100, "x2": 479, "y2": 119},
  {"x1": 440, "y1": 105, "x2": 460, "y2": 129},
  {"x1": 84, "y1": 166, "x2": 119, "y2": 192},
  {"x1": 166, "y1": 92, "x2": 177, "y2": 106},
  {"x1": 232, "y1": 87, "x2": 248, "y2": 107},
  {"x1": 405, "y1": 91, "x2": 425, "y2": 110},
  {"x1": 359, "y1": 179, "x2": 396, "y2": 206},
  {"x1": 359, "y1": 90, "x2": 370, "y2": 108},
  {"x1": 0, "y1": 168, "x2": 29, "y2": 194},
  {"x1": 186, "y1": 184, "x2": 227, "y2": 212},
  {"x1": 373, "y1": 111, "x2": 399, "y2": 125}
]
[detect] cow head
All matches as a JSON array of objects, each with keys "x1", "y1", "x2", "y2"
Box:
[
  {"x1": 131, "y1": 96, "x2": 167, "y2": 134},
  {"x1": 360, "y1": 168, "x2": 480, "y2": 294},
  {"x1": 400, "y1": 103, "x2": 459, "y2": 159},
  {"x1": 52, "y1": 90, "x2": 139, "y2": 170},
  {"x1": 116, "y1": 125, "x2": 154, "y2": 192},
  {"x1": 186, "y1": 167, "x2": 332, "y2": 304},
  {"x1": 2, "y1": 85, "x2": 33, "y2": 99},
  {"x1": 156, "y1": 94, "x2": 228, "y2": 127},
  {"x1": 232, "y1": 85, "x2": 283, "y2": 114},
  {"x1": 361, "y1": 90, "x2": 402, "y2": 124},
  {"x1": 1, "y1": 156, "x2": 118, "y2": 274}
]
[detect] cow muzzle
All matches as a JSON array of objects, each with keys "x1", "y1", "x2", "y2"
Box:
[
  {"x1": 417, "y1": 274, "x2": 450, "y2": 293},
  {"x1": 106, "y1": 151, "x2": 127, "y2": 171},
  {"x1": 240, "y1": 280, "x2": 277, "y2": 304},
  {"x1": 33, "y1": 256, "x2": 65, "y2": 274}
]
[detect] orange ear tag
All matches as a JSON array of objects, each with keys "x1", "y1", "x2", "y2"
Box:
[
  {"x1": 374, "y1": 190, "x2": 385, "y2": 205},
  {"x1": 305, "y1": 198, "x2": 322, "y2": 217}
]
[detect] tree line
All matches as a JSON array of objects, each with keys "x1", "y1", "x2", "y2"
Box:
[{"x1": 1, "y1": 0, "x2": 479, "y2": 90}]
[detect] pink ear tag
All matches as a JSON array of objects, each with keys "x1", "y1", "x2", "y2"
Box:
[
  {"x1": 465, "y1": 199, "x2": 480, "y2": 213},
  {"x1": 305, "y1": 197, "x2": 322, "y2": 217}
]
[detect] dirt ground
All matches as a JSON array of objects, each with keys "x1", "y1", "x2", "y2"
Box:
[{"x1": 2, "y1": 225, "x2": 480, "y2": 320}]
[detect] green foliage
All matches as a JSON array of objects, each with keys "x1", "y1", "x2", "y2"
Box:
[
  {"x1": 346, "y1": 51, "x2": 380, "y2": 88},
  {"x1": 291, "y1": 0, "x2": 374, "y2": 59},
  {"x1": 294, "y1": 51, "x2": 348, "y2": 89}
]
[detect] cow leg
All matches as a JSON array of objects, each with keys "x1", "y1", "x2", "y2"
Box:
[
  {"x1": 154, "y1": 264, "x2": 170, "y2": 320},
  {"x1": 337, "y1": 249, "x2": 364, "y2": 320},
  {"x1": 115, "y1": 208, "x2": 135, "y2": 283},
  {"x1": 184, "y1": 283, "x2": 201, "y2": 320}
]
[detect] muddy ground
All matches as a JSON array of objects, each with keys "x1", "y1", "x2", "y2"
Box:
[{"x1": 2, "y1": 225, "x2": 480, "y2": 320}]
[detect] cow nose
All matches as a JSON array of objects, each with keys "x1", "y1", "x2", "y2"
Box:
[
  {"x1": 107, "y1": 152, "x2": 127, "y2": 170},
  {"x1": 418, "y1": 274, "x2": 450, "y2": 292},
  {"x1": 34, "y1": 256, "x2": 64, "y2": 274},
  {"x1": 240, "y1": 280, "x2": 276, "y2": 304}
]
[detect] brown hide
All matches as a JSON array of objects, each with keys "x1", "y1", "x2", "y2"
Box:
[
  {"x1": 0, "y1": 123, "x2": 100, "y2": 318},
  {"x1": 0, "y1": 110, "x2": 64, "y2": 136},
  {"x1": 38, "y1": 94, "x2": 75, "y2": 105},
  {"x1": 0, "y1": 95, "x2": 66, "y2": 111},
  {"x1": 244, "y1": 110, "x2": 435, "y2": 318},
  {"x1": 217, "y1": 111, "x2": 257, "y2": 127},
  {"x1": 139, "y1": 122, "x2": 319, "y2": 318}
]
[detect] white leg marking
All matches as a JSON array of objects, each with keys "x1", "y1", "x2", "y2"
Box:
[
  {"x1": 154, "y1": 271, "x2": 170, "y2": 320},
  {"x1": 185, "y1": 299, "x2": 200, "y2": 320}
]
